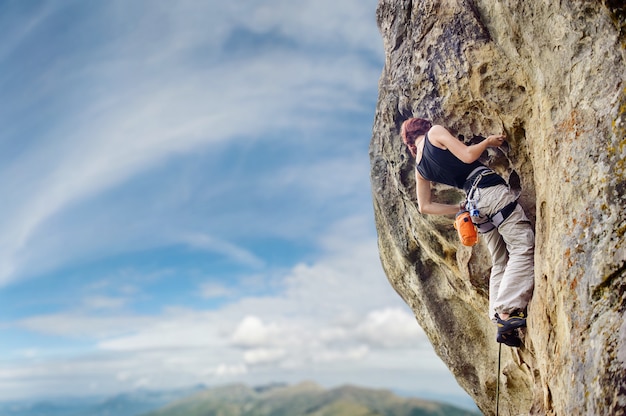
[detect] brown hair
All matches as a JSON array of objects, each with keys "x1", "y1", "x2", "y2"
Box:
[{"x1": 400, "y1": 118, "x2": 432, "y2": 158}]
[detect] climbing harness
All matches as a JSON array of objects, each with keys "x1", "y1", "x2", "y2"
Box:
[
  {"x1": 496, "y1": 343, "x2": 502, "y2": 416},
  {"x1": 465, "y1": 167, "x2": 518, "y2": 233}
]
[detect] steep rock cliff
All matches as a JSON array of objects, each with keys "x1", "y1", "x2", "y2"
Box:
[{"x1": 369, "y1": 1, "x2": 626, "y2": 415}]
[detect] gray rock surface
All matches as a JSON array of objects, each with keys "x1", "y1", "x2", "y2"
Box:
[{"x1": 369, "y1": 1, "x2": 626, "y2": 414}]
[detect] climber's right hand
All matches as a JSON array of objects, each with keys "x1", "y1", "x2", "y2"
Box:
[{"x1": 486, "y1": 134, "x2": 506, "y2": 147}]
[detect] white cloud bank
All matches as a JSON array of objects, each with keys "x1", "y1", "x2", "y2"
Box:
[{"x1": 1, "y1": 217, "x2": 461, "y2": 401}]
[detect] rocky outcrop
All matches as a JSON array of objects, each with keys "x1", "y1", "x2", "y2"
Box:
[{"x1": 369, "y1": 1, "x2": 626, "y2": 415}]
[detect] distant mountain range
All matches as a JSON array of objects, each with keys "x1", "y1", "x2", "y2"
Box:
[
  {"x1": 0, "y1": 382, "x2": 480, "y2": 416},
  {"x1": 143, "y1": 382, "x2": 480, "y2": 416},
  {"x1": 0, "y1": 386, "x2": 205, "y2": 416}
]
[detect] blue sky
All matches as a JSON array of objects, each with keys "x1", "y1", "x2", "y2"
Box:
[{"x1": 0, "y1": 0, "x2": 473, "y2": 408}]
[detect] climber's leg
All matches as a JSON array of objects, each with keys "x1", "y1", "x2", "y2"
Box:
[
  {"x1": 474, "y1": 184, "x2": 534, "y2": 318},
  {"x1": 482, "y1": 227, "x2": 508, "y2": 321},
  {"x1": 492, "y1": 204, "x2": 535, "y2": 315},
  {"x1": 474, "y1": 184, "x2": 516, "y2": 320}
]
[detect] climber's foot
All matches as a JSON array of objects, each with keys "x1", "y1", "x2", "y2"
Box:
[
  {"x1": 497, "y1": 328, "x2": 522, "y2": 347},
  {"x1": 495, "y1": 310, "x2": 526, "y2": 334}
]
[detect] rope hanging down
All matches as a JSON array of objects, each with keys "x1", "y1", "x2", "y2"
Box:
[{"x1": 496, "y1": 343, "x2": 502, "y2": 416}]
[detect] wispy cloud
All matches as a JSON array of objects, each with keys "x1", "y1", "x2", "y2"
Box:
[
  {"x1": 0, "y1": 0, "x2": 381, "y2": 286},
  {"x1": 178, "y1": 233, "x2": 266, "y2": 269},
  {"x1": 16, "y1": 313, "x2": 155, "y2": 340},
  {"x1": 200, "y1": 282, "x2": 235, "y2": 300}
]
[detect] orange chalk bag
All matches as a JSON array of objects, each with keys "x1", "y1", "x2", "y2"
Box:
[{"x1": 454, "y1": 210, "x2": 478, "y2": 246}]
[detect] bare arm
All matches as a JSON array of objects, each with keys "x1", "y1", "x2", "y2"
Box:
[
  {"x1": 415, "y1": 171, "x2": 460, "y2": 215},
  {"x1": 428, "y1": 125, "x2": 505, "y2": 164}
]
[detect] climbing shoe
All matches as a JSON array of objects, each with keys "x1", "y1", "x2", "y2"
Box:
[
  {"x1": 495, "y1": 311, "x2": 527, "y2": 334},
  {"x1": 497, "y1": 328, "x2": 522, "y2": 347}
]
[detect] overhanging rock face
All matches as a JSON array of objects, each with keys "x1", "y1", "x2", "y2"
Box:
[{"x1": 369, "y1": 1, "x2": 626, "y2": 414}]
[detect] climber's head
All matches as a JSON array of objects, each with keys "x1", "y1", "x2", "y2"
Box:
[{"x1": 401, "y1": 118, "x2": 432, "y2": 158}]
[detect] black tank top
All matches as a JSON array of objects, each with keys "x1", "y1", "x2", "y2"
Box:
[{"x1": 416, "y1": 134, "x2": 505, "y2": 190}]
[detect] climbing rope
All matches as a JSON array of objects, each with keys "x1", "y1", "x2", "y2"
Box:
[{"x1": 496, "y1": 343, "x2": 502, "y2": 416}]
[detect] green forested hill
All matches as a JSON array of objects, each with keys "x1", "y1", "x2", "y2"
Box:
[{"x1": 141, "y1": 382, "x2": 479, "y2": 416}]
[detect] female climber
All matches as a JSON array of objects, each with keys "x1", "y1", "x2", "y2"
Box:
[{"x1": 400, "y1": 117, "x2": 535, "y2": 347}]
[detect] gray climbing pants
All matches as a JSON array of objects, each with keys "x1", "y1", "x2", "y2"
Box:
[{"x1": 473, "y1": 184, "x2": 535, "y2": 320}]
